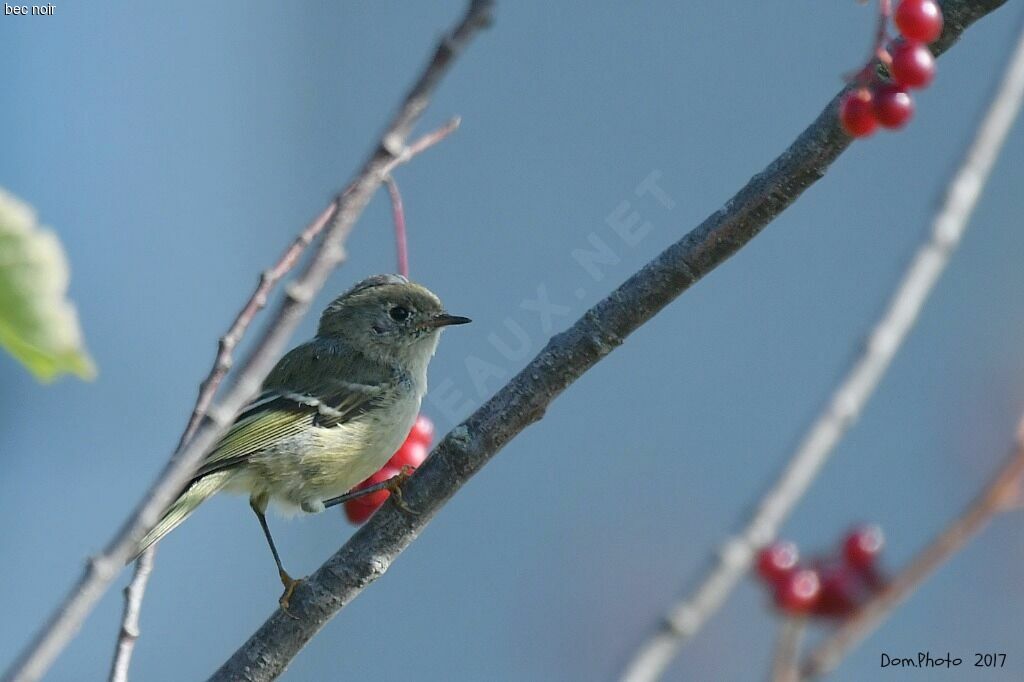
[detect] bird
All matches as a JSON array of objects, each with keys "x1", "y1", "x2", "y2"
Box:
[{"x1": 131, "y1": 274, "x2": 470, "y2": 609}]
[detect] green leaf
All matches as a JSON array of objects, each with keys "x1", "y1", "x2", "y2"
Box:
[{"x1": 0, "y1": 188, "x2": 96, "y2": 382}]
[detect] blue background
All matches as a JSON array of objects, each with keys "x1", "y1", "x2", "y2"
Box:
[{"x1": 3, "y1": 2, "x2": 1024, "y2": 680}]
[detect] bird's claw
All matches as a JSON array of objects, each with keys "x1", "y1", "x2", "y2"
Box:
[
  {"x1": 278, "y1": 570, "x2": 303, "y2": 619},
  {"x1": 386, "y1": 465, "x2": 419, "y2": 515}
]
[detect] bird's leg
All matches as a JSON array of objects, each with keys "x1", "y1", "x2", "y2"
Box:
[
  {"x1": 321, "y1": 465, "x2": 418, "y2": 514},
  {"x1": 249, "y1": 495, "x2": 301, "y2": 616}
]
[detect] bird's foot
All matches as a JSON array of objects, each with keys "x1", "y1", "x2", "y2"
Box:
[
  {"x1": 278, "y1": 569, "x2": 303, "y2": 618},
  {"x1": 386, "y1": 465, "x2": 419, "y2": 515}
]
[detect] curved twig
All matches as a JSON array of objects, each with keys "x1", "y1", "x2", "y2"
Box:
[{"x1": 384, "y1": 176, "x2": 409, "y2": 278}]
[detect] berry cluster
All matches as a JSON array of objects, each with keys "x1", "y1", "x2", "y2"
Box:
[
  {"x1": 839, "y1": 0, "x2": 943, "y2": 137},
  {"x1": 343, "y1": 414, "x2": 434, "y2": 524},
  {"x1": 756, "y1": 525, "x2": 886, "y2": 617}
]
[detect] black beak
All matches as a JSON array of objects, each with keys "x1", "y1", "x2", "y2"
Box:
[{"x1": 427, "y1": 313, "x2": 472, "y2": 328}]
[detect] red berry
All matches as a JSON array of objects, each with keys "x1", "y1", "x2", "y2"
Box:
[
  {"x1": 774, "y1": 568, "x2": 821, "y2": 614},
  {"x1": 895, "y1": 0, "x2": 944, "y2": 44},
  {"x1": 839, "y1": 89, "x2": 878, "y2": 138},
  {"x1": 408, "y1": 414, "x2": 435, "y2": 445},
  {"x1": 872, "y1": 85, "x2": 914, "y2": 129},
  {"x1": 343, "y1": 499, "x2": 375, "y2": 525},
  {"x1": 389, "y1": 439, "x2": 428, "y2": 469},
  {"x1": 343, "y1": 465, "x2": 401, "y2": 524},
  {"x1": 814, "y1": 561, "x2": 860, "y2": 617},
  {"x1": 843, "y1": 524, "x2": 885, "y2": 570},
  {"x1": 888, "y1": 40, "x2": 935, "y2": 89},
  {"x1": 756, "y1": 541, "x2": 800, "y2": 585}
]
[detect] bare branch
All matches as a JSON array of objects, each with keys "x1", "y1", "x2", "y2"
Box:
[
  {"x1": 384, "y1": 115, "x2": 461, "y2": 175},
  {"x1": 620, "y1": 4, "x2": 1021, "y2": 680},
  {"x1": 106, "y1": 549, "x2": 154, "y2": 682},
  {"x1": 801, "y1": 425, "x2": 1024, "y2": 678},
  {"x1": 207, "y1": 3, "x2": 1010, "y2": 681},
  {"x1": 1, "y1": 4, "x2": 491, "y2": 682}
]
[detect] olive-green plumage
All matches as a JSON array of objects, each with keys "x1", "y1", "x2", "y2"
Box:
[{"x1": 131, "y1": 275, "x2": 469, "y2": 601}]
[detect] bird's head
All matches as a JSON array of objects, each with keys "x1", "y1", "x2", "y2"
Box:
[{"x1": 317, "y1": 274, "x2": 470, "y2": 366}]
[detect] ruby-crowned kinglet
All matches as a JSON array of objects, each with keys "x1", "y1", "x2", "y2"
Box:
[{"x1": 131, "y1": 274, "x2": 470, "y2": 607}]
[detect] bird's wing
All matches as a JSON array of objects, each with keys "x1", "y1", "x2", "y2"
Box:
[
  {"x1": 191, "y1": 382, "x2": 381, "y2": 481},
  {"x1": 190, "y1": 341, "x2": 384, "y2": 481}
]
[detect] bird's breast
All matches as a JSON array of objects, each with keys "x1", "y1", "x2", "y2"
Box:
[{"x1": 296, "y1": 387, "x2": 422, "y2": 504}]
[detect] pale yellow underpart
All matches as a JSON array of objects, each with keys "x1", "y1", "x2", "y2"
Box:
[{"x1": 224, "y1": 387, "x2": 422, "y2": 515}]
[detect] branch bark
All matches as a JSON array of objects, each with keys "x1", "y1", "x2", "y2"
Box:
[
  {"x1": 210, "y1": 2, "x2": 1011, "y2": 680},
  {"x1": 1, "y1": 4, "x2": 491, "y2": 682}
]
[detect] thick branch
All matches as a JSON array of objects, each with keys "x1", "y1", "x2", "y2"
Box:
[
  {"x1": 211, "y1": 2, "x2": 1010, "y2": 680},
  {"x1": 1, "y1": 4, "x2": 491, "y2": 682}
]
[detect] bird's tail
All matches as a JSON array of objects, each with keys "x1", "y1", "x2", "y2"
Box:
[{"x1": 129, "y1": 472, "x2": 231, "y2": 562}]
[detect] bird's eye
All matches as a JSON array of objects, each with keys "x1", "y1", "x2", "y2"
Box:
[{"x1": 389, "y1": 306, "x2": 410, "y2": 322}]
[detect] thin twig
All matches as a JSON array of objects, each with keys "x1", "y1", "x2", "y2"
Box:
[
  {"x1": 205, "y1": 3, "x2": 1008, "y2": 681},
  {"x1": 385, "y1": 176, "x2": 409, "y2": 277},
  {"x1": 801, "y1": 425, "x2": 1024, "y2": 679},
  {"x1": 384, "y1": 116, "x2": 461, "y2": 176},
  {"x1": 619, "y1": 6, "x2": 1023, "y2": 680},
  {"x1": 1, "y1": 4, "x2": 491, "y2": 682},
  {"x1": 771, "y1": 618, "x2": 806, "y2": 682},
  {"x1": 106, "y1": 548, "x2": 154, "y2": 682}
]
